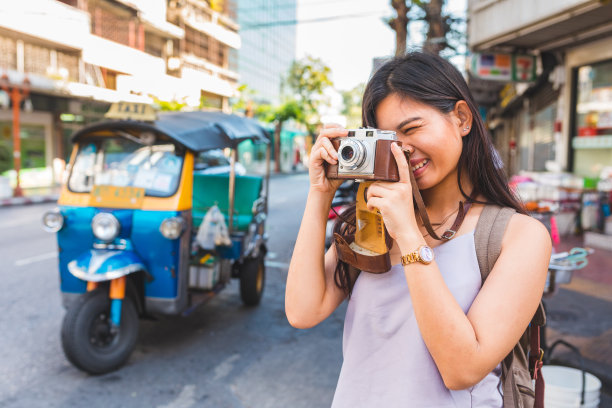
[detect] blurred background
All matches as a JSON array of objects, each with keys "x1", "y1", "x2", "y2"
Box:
[{"x1": 1, "y1": 1, "x2": 611, "y2": 407}]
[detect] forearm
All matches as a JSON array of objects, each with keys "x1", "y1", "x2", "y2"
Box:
[
  {"x1": 397, "y1": 235, "x2": 487, "y2": 389},
  {"x1": 285, "y1": 189, "x2": 335, "y2": 327}
]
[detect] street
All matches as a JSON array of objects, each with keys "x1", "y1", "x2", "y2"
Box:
[{"x1": 0, "y1": 173, "x2": 346, "y2": 408}]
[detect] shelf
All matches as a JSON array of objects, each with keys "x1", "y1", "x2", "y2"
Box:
[
  {"x1": 572, "y1": 135, "x2": 612, "y2": 149},
  {"x1": 577, "y1": 101, "x2": 612, "y2": 114}
]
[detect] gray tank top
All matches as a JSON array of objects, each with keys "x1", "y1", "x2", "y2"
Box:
[{"x1": 331, "y1": 231, "x2": 503, "y2": 408}]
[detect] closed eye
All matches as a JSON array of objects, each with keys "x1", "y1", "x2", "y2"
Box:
[{"x1": 401, "y1": 125, "x2": 422, "y2": 135}]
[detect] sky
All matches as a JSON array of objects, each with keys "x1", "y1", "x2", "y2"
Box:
[{"x1": 295, "y1": 0, "x2": 468, "y2": 92}]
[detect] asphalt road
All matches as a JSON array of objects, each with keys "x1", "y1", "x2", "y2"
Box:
[{"x1": 0, "y1": 173, "x2": 345, "y2": 408}]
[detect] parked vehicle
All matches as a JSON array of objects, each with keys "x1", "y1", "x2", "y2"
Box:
[{"x1": 42, "y1": 105, "x2": 270, "y2": 374}]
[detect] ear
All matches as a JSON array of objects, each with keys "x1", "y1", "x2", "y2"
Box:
[{"x1": 453, "y1": 101, "x2": 473, "y2": 137}]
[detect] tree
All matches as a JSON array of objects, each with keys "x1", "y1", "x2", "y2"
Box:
[
  {"x1": 284, "y1": 55, "x2": 334, "y2": 133},
  {"x1": 388, "y1": 0, "x2": 463, "y2": 57},
  {"x1": 341, "y1": 83, "x2": 366, "y2": 129},
  {"x1": 257, "y1": 56, "x2": 333, "y2": 172},
  {"x1": 388, "y1": 0, "x2": 411, "y2": 56},
  {"x1": 258, "y1": 100, "x2": 304, "y2": 173},
  {"x1": 230, "y1": 84, "x2": 257, "y2": 117}
]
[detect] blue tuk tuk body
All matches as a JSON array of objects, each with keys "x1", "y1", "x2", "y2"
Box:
[{"x1": 43, "y1": 110, "x2": 270, "y2": 374}]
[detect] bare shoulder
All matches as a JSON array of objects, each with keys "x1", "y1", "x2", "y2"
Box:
[
  {"x1": 506, "y1": 213, "x2": 551, "y2": 240},
  {"x1": 503, "y1": 212, "x2": 552, "y2": 254}
]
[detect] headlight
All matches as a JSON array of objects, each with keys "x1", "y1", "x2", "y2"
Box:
[
  {"x1": 160, "y1": 217, "x2": 184, "y2": 239},
  {"x1": 91, "y1": 213, "x2": 120, "y2": 242},
  {"x1": 42, "y1": 209, "x2": 64, "y2": 232}
]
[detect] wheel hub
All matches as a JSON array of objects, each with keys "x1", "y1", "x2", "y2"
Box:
[{"x1": 89, "y1": 313, "x2": 117, "y2": 348}]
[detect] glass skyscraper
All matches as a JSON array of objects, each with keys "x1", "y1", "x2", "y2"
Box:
[{"x1": 236, "y1": 0, "x2": 297, "y2": 104}]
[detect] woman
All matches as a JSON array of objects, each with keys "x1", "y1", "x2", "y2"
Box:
[{"x1": 285, "y1": 52, "x2": 551, "y2": 407}]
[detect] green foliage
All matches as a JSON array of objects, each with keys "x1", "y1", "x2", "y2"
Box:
[
  {"x1": 231, "y1": 84, "x2": 257, "y2": 114},
  {"x1": 285, "y1": 56, "x2": 333, "y2": 106},
  {"x1": 282, "y1": 56, "x2": 334, "y2": 133},
  {"x1": 341, "y1": 83, "x2": 365, "y2": 129},
  {"x1": 256, "y1": 99, "x2": 304, "y2": 125},
  {"x1": 152, "y1": 97, "x2": 187, "y2": 112}
]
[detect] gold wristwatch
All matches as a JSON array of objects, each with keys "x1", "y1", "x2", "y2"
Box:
[{"x1": 401, "y1": 245, "x2": 434, "y2": 266}]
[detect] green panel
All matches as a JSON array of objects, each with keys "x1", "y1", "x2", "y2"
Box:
[{"x1": 192, "y1": 173, "x2": 263, "y2": 231}]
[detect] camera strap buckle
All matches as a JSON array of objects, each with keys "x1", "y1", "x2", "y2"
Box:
[{"x1": 441, "y1": 229, "x2": 456, "y2": 240}]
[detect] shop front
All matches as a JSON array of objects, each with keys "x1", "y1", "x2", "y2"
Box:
[
  {"x1": 566, "y1": 40, "x2": 612, "y2": 241},
  {"x1": 0, "y1": 94, "x2": 108, "y2": 197}
]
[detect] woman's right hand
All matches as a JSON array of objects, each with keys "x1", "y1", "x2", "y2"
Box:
[{"x1": 309, "y1": 124, "x2": 348, "y2": 195}]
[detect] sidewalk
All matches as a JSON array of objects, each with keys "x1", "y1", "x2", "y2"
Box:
[
  {"x1": 544, "y1": 233, "x2": 612, "y2": 404},
  {"x1": 0, "y1": 186, "x2": 60, "y2": 207}
]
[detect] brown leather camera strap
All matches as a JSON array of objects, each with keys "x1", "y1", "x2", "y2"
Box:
[
  {"x1": 406, "y1": 151, "x2": 471, "y2": 241},
  {"x1": 333, "y1": 232, "x2": 393, "y2": 273}
]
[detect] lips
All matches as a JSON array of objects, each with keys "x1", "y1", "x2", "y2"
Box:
[{"x1": 410, "y1": 158, "x2": 429, "y2": 172}]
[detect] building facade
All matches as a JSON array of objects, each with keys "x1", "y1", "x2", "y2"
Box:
[
  {"x1": 467, "y1": 0, "x2": 612, "y2": 180},
  {"x1": 0, "y1": 0, "x2": 240, "y2": 194},
  {"x1": 236, "y1": 0, "x2": 297, "y2": 105}
]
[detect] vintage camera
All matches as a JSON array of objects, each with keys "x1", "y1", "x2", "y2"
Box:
[{"x1": 325, "y1": 128, "x2": 405, "y2": 182}]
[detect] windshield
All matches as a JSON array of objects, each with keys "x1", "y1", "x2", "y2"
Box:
[{"x1": 68, "y1": 137, "x2": 184, "y2": 197}]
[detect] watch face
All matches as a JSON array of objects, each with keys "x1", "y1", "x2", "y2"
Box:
[{"x1": 419, "y1": 246, "x2": 434, "y2": 263}]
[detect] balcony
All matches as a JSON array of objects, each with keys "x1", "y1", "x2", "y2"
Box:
[
  {"x1": 82, "y1": 35, "x2": 166, "y2": 78},
  {"x1": 0, "y1": 0, "x2": 90, "y2": 50}
]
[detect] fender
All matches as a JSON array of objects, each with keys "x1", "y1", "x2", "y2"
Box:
[{"x1": 68, "y1": 249, "x2": 147, "y2": 282}]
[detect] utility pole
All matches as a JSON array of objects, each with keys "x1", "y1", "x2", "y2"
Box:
[{"x1": 0, "y1": 74, "x2": 30, "y2": 197}]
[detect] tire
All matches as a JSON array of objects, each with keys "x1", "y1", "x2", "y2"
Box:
[
  {"x1": 61, "y1": 289, "x2": 139, "y2": 375},
  {"x1": 239, "y1": 254, "x2": 265, "y2": 306}
]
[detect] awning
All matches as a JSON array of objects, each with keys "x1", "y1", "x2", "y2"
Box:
[{"x1": 472, "y1": 1, "x2": 612, "y2": 52}]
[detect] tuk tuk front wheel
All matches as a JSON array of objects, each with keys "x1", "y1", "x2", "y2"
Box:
[
  {"x1": 239, "y1": 254, "x2": 265, "y2": 306},
  {"x1": 61, "y1": 288, "x2": 139, "y2": 375}
]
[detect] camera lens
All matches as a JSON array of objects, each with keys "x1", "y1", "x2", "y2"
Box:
[
  {"x1": 338, "y1": 139, "x2": 366, "y2": 171},
  {"x1": 341, "y1": 145, "x2": 355, "y2": 161}
]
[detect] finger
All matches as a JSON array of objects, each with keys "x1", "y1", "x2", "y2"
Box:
[
  {"x1": 365, "y1": 196, "x2": 383, "y2": 214},
  {"x1": 320, "y1": 137, "x2": 339, "y2": 161},
  {"x1": 319, "y1": 127, "x2": 348, "y2": 139},
  {"x1": 319, "y1": 147, "x2": 337, "y2": 165},
  {"x1": 391, "y1": 142, "x2": 411, "y2": 183},
  {"x1": 323, "y1": 122, "x2": 343, "y2": 129},
  {"x1": 365, "y1": 184, "x2": 385, "y2": 201}
]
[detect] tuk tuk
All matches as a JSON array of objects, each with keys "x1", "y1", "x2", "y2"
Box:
[{"x1": 42, "y1": 105, "x2": 270, "y2": 374}]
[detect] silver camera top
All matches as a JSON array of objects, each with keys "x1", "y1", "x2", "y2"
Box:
[{"x1": 346, "y1": 128, "x2": 396, "y2": 140}]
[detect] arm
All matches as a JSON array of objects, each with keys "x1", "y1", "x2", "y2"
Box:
[
  {"x1": 397, "y1": 214, "x2": 551, "y2": 389},
  {"x1": 365, "y1": 144, "x2": 551, "y2": 390},
  {"x1": 285, "y1": 190, "x2": 349, "y2": 329},
  {"x1": 285, "y1": 125, "x2": 350, "y2": 329}
]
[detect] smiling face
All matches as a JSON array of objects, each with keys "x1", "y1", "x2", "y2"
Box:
[{"x1": 375, "y1": 93, "x2": 467, "y2": 191}]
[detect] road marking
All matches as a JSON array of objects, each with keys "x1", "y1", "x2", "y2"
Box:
[
  {"x1": 156, "y1": 384, "x2": 196, "y2": 408},
  {"x1": 14, "y1": 251, "x2": 57, "y2": 266},
  {"x1": 213, "y1": 353, "x2": 240, "y2": 381},
  {"x1": 265, "y1": 260, "x2": 289, "y2": 269}
]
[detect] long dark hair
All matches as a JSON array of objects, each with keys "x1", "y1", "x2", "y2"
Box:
[{"x1": 334, "y1": 52, "x2": 525, "y2": 295}]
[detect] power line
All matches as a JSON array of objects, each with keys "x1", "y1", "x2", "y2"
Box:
[{"x1": 241, "y1": 11, "x2": 389, "y2": 30}]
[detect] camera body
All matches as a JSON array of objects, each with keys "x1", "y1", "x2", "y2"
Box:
[{"x1": 325, "y1": 128, "x2": 404, "y2": 182}]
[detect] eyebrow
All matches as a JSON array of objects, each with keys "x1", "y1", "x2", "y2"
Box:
[{"x1": 396, "y1": 117, "x2": 422, "y2": 130}]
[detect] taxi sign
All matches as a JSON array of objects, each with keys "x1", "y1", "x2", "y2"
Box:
[
  {"x1": 89, "y1": 185, "x2": 146, "y2": 209},
  {"x1": 105, "y1": 102, "x2": 157, "y2": 122}
]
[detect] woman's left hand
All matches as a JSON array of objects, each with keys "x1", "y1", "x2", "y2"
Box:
[{"x1": 365, "y1": 143, "x2": 422, "y2": 242}]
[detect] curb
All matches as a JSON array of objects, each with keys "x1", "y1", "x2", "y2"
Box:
[{"x1": 0, "y1": 195, "x2": 59, "y2": 207}]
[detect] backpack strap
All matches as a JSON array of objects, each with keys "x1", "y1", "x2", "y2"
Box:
[{"x1": 474, "y1": 205, "x2": 546, "y2": 408}]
